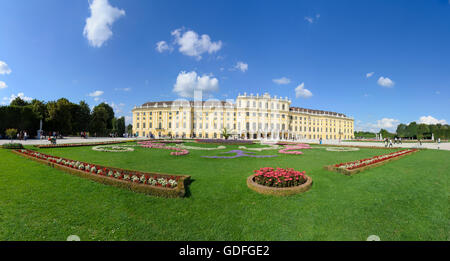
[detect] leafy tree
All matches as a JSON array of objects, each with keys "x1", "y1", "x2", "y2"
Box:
[
  {"x1": 417, "y1": 124, "x2": 430, "y2": 139},
  {"x1": 30, "y1": 99, "x2": 46, "y2": 120},
  {"x1": 395, "y1": 124, "x2": 407, "y2": 138},
  {"x1": 116, "y1": 116, "x2": 126, "y2": 135},
  {"x1": 89, "y1": 106, "x2": 109, "y2": 136},
  {"x1": 221, "y1": 128, "x2": 231, "y2": 140},
  {"x1": 379, "y1": 129, "x2": 395, "y2": 139},
  {"x1": 95, "y1": 103, "x2": 115, "y2": 130},
  {"x1": 5, "y1": 128, "x2": 18, "y2": 141},
  {"x1": 127, "y1": 124, "x2": 133, "y2": 136},
  {"x1": 10, "y1": 97, "x2": 29, "y2": 106},
  {"x1": 71, "y1": 101, "x2": 91, "y2": 133}
]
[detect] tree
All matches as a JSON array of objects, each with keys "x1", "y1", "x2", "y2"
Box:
[
  {"x1": 5, "y1": 128, "x2": 18, "y2": 142},
  {"x1": 379, "y1": 129, "x2": 394, "y2": 139},
  {"x1": 30, "y1": 99, "x2": 46, "y2": 120},
  {"x1": 95, "y1": 103, "x2": 114, "y2": 130},
  {"x1": 406, "y1": 122, "x2": 418, "y2": 139},
  {"x1": 10, "y1": 97, "x2": 29, "y2": 106},
  {"x1": 89, "y1": 106, "x2": 109, "y2": 136},
  {"x1": 417, "y1": 124, "x2": 430, "y2": 139},
  {"x1": 71, "y1": 101, "x2": 91, "y2": 133},
  {"x1": 221, "y1": 128, "x2": 231, "y2": 140},
  {"x1": 116, "y1": 117, "x2": 125, "y2": 135},
  {"x1": 396, "y1": 124, "x2": 407, "y2": 138},
  {"x1": 127, "y1": 124, "x2": 133, "y2": 136}
]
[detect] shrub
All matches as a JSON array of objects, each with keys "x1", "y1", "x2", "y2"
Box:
[
  {"x1": 5, "y1": 128, "x2": 18, "y2": 140},
  {"x1": 2, "y1": 143, "x2": 24, "y2": 149}
]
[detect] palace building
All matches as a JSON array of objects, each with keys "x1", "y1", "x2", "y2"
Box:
[{"x1": 132, "y1": 93, "x2": 354, "y2": 140}]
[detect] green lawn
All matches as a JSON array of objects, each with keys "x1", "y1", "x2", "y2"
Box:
[{"x1": 0, "y1": 142, "x2": 448, "y2": 241}]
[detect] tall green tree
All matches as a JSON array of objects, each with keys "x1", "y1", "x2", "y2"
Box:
[
  {"x1": 10, "y1": 97, "x2": 30, "y2": 106},
  {"x1": 89, "y1": 106, "x2": 110, "y2": 136}
]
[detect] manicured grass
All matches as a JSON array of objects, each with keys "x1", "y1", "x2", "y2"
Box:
[{"x1": 0, "y1": 143, "x2": 448, "y2": 241}]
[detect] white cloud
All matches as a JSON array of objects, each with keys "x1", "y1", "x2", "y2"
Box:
[
  {"x1": 0, "y1": 61, "x2": 12, "y2": 75},
  {"x1": 356, "y1": 118, "x2": 400, "y2": 132},
  {"x1": 234, "y1": 61, "x2": 248, "y2": 72},
  {"x1": 418, "y1": 116, "x2": 447, "y2": 125},
  {"x1": 295, "y1": 82, "x2": 313, "y2": 98},
  {"x1": 83, "y1": 0, "x2": 125, "y2": 48},
  {"x1": 155, "y1": 41, "x2": 172, "y2": 53},
  {"x1": 171, "y1": 28, "x2": 222, "y2": 60},
  {"x1": 273, "y1": 77, "x2": 291, "y2": 85},
  {"x1": 94, "y1": 97, "x2": 100, "y2": 101},
  {"x1": 0, "y1": 81, "x2": 7, "y2": 89},
  {"x1": 305, "y1": 17, "x2": 314, "y2": 24},
  {"x1": 88, "y1": 90, "x2": 104, "y2": 97},
  {"x1": 114, "y1": 87, "x2": 131, "y2": 91},
  {"x1": 366, "y1": 72, "x2": 374, "y2": 78},
  {"x1": 377, "y1": 76, "x2": 395, "y2": 87},
  {"x1": 173, "y1": 71, "x2": 219, "y2": 98},
  {"x1": 305, "y1": 14, "x2": 320, "y2": 24},
  {"x1": 376, "y1": 118, "x2": 399, "y2": 129},
  {"x1": 3, "y1": 93, "x2": 33, "y2": 104}
]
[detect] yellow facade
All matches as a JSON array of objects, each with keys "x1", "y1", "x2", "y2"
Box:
[{"x1": 132, "y1": 93, "x2": 354, "y2": 140}]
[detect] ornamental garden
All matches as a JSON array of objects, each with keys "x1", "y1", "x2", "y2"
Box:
[{"x1": 0, "y1": 139, "x2": 448, "y2": 241}]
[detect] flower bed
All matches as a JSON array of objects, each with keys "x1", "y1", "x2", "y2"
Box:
[
  {"x1": 324, "y1": 149, "x2": 418, "y2": 175},
  {"x1": 201, "y1": 150, "x2": 278, "y2": 159},
  {"x1": 278, "y1": 144, "x2": 311, "y2": 155},
  {"x1": 92, "y1": 145, "x2": 135, "y2": 152},
  {"x1": 195, "y1": 139, "x2": 254, "y2": 145},
  {"x1": 247, "y1": 167, "x2": 312, "y2": 196},
  {"x1": 12, "y1": 149, "x2": 190, "y2": 197},
  {"x1": 325, "y1": 147, "x2": 360, "y2": 152},
  {"x1": 35, "y1": 140, "x2": 136, "y2": 149},
  {"x1": 2, "y1": 143, "x2": 24, "y2": 149},
  {"x1": 175, "y1": 144, "x2": 226, "y2": 150},
  {"x1": 138, "y1": 141, "x2": 189, "y2": 156}
]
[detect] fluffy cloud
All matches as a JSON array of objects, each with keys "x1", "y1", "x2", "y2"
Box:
[
  {"x1": 366, "y1": 72, "x2": 374, "y2": 78},
  {"x1": 173, "y1": 71, "x2": 219, "y2": 98},
  {"x1": 0, "y1": 61, "x2": 12, "y2": 75},
  {"x1": 171, "y1": 28, "x2": 222, "y2": 59},
  {"x1": 356, "y1": 118, "x2": 400, "y2": 132},
  {"x1": 155, "y1": 41, "x2": 172, "y2": 53},
  {"x1": 376, "y1": 118, "x2": 399, "y2": 129},
  {"x1": 83, "y1": 0, "x2": 125, "y2": 48},
  {"x1": 418, "y1": 116, "x2": 447, "y2": 125},
  {"x1": 3, "y1": 93, "x2": 33, "y2": 104},
  {"x1": 234, "y1": 61, "x2": 248, "y2": 72},
  {"x1": 0, "y1": 81, "x2": 7, "y2": 89},
  {"x1": 273, "y1": 77, "x2": 291, "y2": 85},
  {"x1": 88, "y1": 90, "x2": 104, "y2": 97},
  {"x1": 295, "y1": 83, "x2": 313, "y2": 98},
  {"x1": 377, "y1": 76, "x2": 395, "y2": 87}
]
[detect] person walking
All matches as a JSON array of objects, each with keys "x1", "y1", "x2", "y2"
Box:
[{"x1": 388, "y1": 139, "x2": 393, "y2": 148}]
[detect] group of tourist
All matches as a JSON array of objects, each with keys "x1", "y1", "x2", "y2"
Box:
[{"x1": 384, "y1": 137, "x2": 402, "y2": 147}]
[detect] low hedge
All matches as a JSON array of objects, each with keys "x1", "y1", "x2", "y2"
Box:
[{"x1": 2, "y1": 143, "x2": 24, "y2": 149}]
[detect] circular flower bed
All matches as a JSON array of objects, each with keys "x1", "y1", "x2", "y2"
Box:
[{"x1": 247, "y1": 167, "x2": 312, "y2": 196}]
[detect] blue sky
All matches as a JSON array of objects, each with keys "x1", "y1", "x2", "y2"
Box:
[{"x1": 0, "y1": 0, "x2": 449, "y2": 131}]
